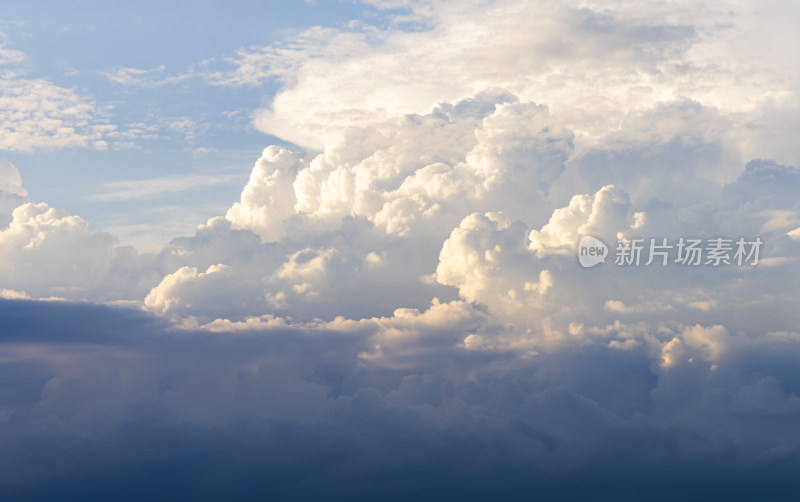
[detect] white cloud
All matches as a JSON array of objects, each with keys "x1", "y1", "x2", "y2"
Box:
[
  {"x1": 0, "y1": 74, "x2": 116, "y2": 152},
  {"x1": 529, "y1": 185, "x2": 638, "y2": 257},
  {"x1": 0, "y1": 34, "x2": 162, "y2": 152},
  {"x1": 0, "y1": 288, "x2": 30, "y2": 300},
  {"x1": 226, "y1": 92, "x2": 575, "y2": 245},
  {"x1": 226, "y1": 146, "x2": 309, "y2": 242},
  {"x1": 196, "y1": 0, "x2": 798, "y2": 164},
  {"x1": 144, "y1": 263, "x2": 232, "y2": 314},
  {"x1": 436, "y1": 212, "x2": 551, "y2": 319},
  {"x1": 0, "y1": 201, "x2": 154, "y2": 302}
]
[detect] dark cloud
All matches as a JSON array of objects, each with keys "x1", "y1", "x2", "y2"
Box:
[{"x1": 1, "y1": 299, "x2": 799, "y2": 501}]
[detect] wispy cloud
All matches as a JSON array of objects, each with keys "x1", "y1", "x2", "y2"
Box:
[
  {"x1": 100, "y1": 64, "x2": 194, "y2": 87},
  {"x1": 90, "y1": 172, "x2": 244, "y2": 201},
  {"x1": 0, "y1": 34, "x2": 160, "y2": 152}
]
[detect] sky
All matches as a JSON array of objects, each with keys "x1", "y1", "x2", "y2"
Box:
[
  {"x1": 2, "y1": 1, "x2": 800, "y2": 500},
  {"x1": 0, "y1": 0, "x2": 392, "y2": 249}
]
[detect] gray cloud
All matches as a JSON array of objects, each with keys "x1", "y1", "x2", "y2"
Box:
[{"x1": 2, "y1": 299, "x2": 800, "y2": 500}]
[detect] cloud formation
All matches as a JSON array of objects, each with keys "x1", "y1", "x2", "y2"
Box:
[
  {"x1": 2, "y1": 299, "x2": 800, "y2": 500},
  {"x1": 210, "y1": 0, "x2": 800, "y2": 169},
  {"x1": 2, "y1": 1, "x2": 800, "y2": 498},
  {"x1": 0, "y1": 33, "x2": 163, "y2": 152}
]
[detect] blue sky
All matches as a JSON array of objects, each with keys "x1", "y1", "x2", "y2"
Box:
[
  {"x1": 2, "y1": 1, "x2": 800, "y2": 500},
  {"x1": 1, "y1": 0, "x2": 397, "y2": 249}
]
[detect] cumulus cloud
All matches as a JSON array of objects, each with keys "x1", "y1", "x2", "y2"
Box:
[
  {"x1": 127, "y1": 92, "x2": 575, "y2": 322},
  {"x1": 529, "y1": 185, "x2": 640, "y2": 257},
  {"x1": 144, "y1": 263, "x2": 231, "y2": 314},
  {"x1": 436, "y1": 212, "x2": 551, "y2": 318},
  {"x1": 0, "y1": 195, "x2": 156, "y2": 302},
  {"x1": 226, "y1": 145, "x2": 310, "y2": 241},
  {"x1": 3, "y1": 82, "x2": 797, "y2": 338},
  {"x1": 225, "y1": 92, "x2": 573, "y2": 242}
]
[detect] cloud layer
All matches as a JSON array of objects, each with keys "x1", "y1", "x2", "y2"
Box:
[{"x1": 2, "y1": 299, "x2": 800, "y2": 500}]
